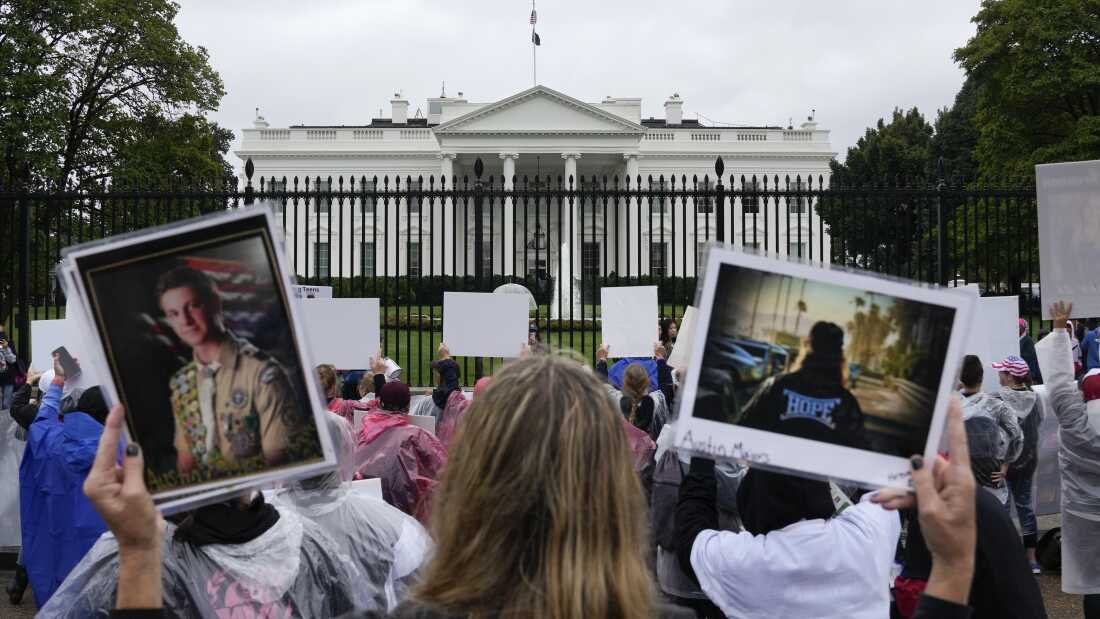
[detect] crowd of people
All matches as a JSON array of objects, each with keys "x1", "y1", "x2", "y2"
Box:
[{"x1": 2, "y1": 303, "x2": 1098, "y2": 617}]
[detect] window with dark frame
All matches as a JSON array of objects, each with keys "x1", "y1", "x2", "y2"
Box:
[
  {"x1": 315, "y1": 179, "x2": 331, "y2": 214},
  {"x1": 789, "y1": 179, "x2": 808, "y2": 214},
  {"x1": 315, "y1": 242, "x2": 330, "y2": 278},
  {"x1": 407, "y1": 241, "x2": 421, "y2": 277},
  {"x1": 697, "y1": 178, "x2": 714, "y2": 213},
  {"x1": 650, "y1": 241, "x2": 667, "y2": 277},
  {"x1": 360, "y1": 241, "x2": 375, "y2": 276},
  {"x1": 742, "y1": 179, "x2": 760, "y2": 214},
  {"x1": 582, "y1": 242, "x2": 600, "y2": 280},
  {"x1": 649, "y1": 178, "x2": 667, "y2": 214},
  {"x1": 361, "y1": 179, "x2": 376, "y2": 214}
]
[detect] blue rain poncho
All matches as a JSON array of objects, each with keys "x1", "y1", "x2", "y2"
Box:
[{"x1": 18, "y1": 381, "x2": 106, "y2": 607}]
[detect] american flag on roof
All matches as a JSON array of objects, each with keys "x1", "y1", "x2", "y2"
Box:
[{"x1": 530, "y1": 9, "x2": 537, "y2": 24}]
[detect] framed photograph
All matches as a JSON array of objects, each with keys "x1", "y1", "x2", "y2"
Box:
[
  {"x1": 675, "y1": 246, "x2": 975, "y2": 490},
  {"x1": 62, "y1": 207, "x2": 334, "y2": 508}
]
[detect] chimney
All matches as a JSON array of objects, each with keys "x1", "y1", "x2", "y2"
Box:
[
  {"x1": 664, "y1": 93, "x2": 683, "y2": 125},
  {"x1": 391, "y1": 93, "x2": 409, "y2": 125},
  {"x1": 801, "y1": 108, "x2": 817, "y2": 130}
]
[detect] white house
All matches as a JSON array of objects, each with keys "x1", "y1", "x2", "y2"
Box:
[{"x1": 236, "y1": 85, "x2": 835, "y2": 290}]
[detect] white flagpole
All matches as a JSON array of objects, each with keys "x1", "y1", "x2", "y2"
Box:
[{"x1": 532, "y1": 0, "x2": 537, "y2": 86}]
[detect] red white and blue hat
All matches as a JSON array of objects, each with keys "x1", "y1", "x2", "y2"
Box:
[{"x1": 991, "y1": 355, "x2": 1030, "y2": 378}]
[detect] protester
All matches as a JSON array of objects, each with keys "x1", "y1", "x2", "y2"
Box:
[
  {"x1": 318, "y1": 363, "x2": 371, "y2": 423},
  {"x1": 1018, "y1": 319, "x2": 1042, "y2": 383},
  {"x1": 1081, "y1": 318, "x2": 1100, "y2": 373},
  {"x1": 355, "y1": 376, "x2": 446, "y2": 524},
  {"x1": 434, "y1": 347, "x2": 471, "y2": 449},
  {"x1": 0, "y1": 333, "x2": 18, "y2": 409},
  {"x1": 410, "y1": 342, "x2": 461, "y2": 420},
  {"x1": 18, "y1": 355, "x2": 108, "y2": 607},
  {"x1": 964, "y1": 416, "x2": 1011, "y2": 506},
  {"x1": 1067, "y1": 321, "x2": 1083, "y2": 376},
  {"x1": 958, "y1": 355, "x2": 1023, "y2": 485},
  {"x1": 676, "y1": 382, "x2": 901, "y2": 618},
  {"x1": 891, "y1": 441, "x2": 1047, "y2": 619},
  {"x1": 1046, "y1": 302, "x2": 1100, "y2": 618},
  {"x1": 660, "y1": 317, "x2": 679, "y2": 358},
  {"x1": 274, "y1": 412, "x2": 432, "y2": 613},
  {"x1": 527, "y1": 322, "x2": 549, "y2": 355},
  {"x1": 990, "y1": 354, "x2": 1043, "y2": 572},
  {"x1": 597, "y1": 342, "x2": 672, "y2": 440},
  {"x1": 397, "y1": 353, "x2": 661, "y2": 618},
  {"x1": 44, "y1": 409, "x2": 371, "y2": 618},
  {"x1": 736, "y1": 321, "x2": 869, "y2": 450}
]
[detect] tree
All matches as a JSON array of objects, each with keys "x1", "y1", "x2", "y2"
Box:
[
  {"x1": 0, "y1": 0, "x2": 226, "y2": 189},
  {"x1": 954, "y1": 0, "x2": 1100, "y2": 178},
  {"x1": 929, "y1": 76, "x2": 980, "y2": 184},
  {"x1": 0, "y1": 0, "x2": 230, "y2": 325},
  {"x1": 817, "y1": 108, "x2": 937, "y2": 275}
]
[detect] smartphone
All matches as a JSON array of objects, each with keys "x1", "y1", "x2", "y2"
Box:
[{"x1": 52, "y1": 346, "x2": 81, "y2": 379}]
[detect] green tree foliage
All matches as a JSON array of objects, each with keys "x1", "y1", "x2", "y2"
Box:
[
  {"x1": 1, "y1": 0, "x2": 230, "y2": 324},
  {"x1": 955, "y1": 0, "x2": 1100, "y2": 178},
  {"x1": 1, "y1": 0, "x2": 227, "y2": 188},
  {"x1": 929, "y1": 76, "x2": 980, "y2": 184}
]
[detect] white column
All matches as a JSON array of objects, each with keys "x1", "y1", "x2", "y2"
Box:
[
  {"x1": 622, "y1": 154, "x2": 640, "y2": 276},
  {"x1": 440, "y1": 153, "x2": 456, "y2": 276},
  {"x1": 562, "y1": 153, "x2": 581, "y2": 274},
  {"x1": 500, "y1": 152, "x2": 518, "y2": 277}
]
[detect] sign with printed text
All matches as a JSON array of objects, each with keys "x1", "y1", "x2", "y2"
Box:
[
  {"x1": 443, "y1": 292, "x2": 529, "y2": 358},
  {"x1": 292, "y1": 285, "x2": 333, "y2": 299},
  {"x1": 601, "y1": 286, "x2": 659, "y2": 358},
  {"x1": 1036, "y1": 159, "x2": 1100, "y2": 319}
]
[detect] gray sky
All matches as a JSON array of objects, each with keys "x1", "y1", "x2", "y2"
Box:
[{"x1": 174, "y1": 0, "x2": 981, "y2": 176}]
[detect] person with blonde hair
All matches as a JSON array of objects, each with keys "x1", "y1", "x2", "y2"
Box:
[
  {"x1": 396, "y1": 353, "x2": 663, "y2": 619},
  {"x1": 317, "y1": 363, "x2": 370, "y2": 423}
]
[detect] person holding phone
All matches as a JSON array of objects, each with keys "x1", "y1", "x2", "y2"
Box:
[{"x1": 0, "y1": 332, "x2": 19, "y2": 409}]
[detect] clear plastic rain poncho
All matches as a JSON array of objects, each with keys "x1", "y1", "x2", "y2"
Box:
[
  {"x1": 355, "y1": 409, "x2": 447, "y2": 525},
  {"x1": 43, "y1": 496, "x2": 379, "y2": 617},
  {"x1": 1036, "y1": 330, "x2": 1100, "y2": 594},
  {"x1": 273, "y1": 413, "x2": 432, "y2": 613}
]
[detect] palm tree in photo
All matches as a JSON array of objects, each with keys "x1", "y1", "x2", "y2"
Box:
[{"x1": 794, "y1": 299, "x2": 808, "y2": 335}]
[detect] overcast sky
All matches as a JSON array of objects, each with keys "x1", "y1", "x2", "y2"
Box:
[{"x1": 174, "y1": 0, "x2": 981, "y2": 175}]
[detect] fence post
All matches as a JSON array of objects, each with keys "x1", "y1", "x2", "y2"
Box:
[
  {"x1": 715, "y1": 157, "x2": 725, "y2": 244},
  {"x1": 935, "y1": 157, "x2": 947, "y2": 285},
  {"x1": 16, "y1": 173, "x2": 30, "y2": 359},
  {"x1": 243, "y1": 157, "x2": 255, "y2": 207},
  {"x1": 473, "y1": 158, "x2": 485, "y2": 380}
]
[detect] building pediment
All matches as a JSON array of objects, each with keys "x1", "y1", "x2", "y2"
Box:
[{"x1": 433, "y1": 85, "x2": 646, "y2": 136}]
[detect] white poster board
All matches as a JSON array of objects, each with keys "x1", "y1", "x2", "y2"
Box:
[
  {"x1": 601, "y1": 286, "x2": 658, "y2": 358},
  {"x1": 961, "y1": 296, "x2": 1019, "y2": 393},
  {"x1": 1036, "y1": 159, "x2": 1100, "y2": 319},
  {"x1": 30, "y1": 303, "x2": 105, "y2": 391},
  {"x1": 442, "y1": 292, "x2": 528, "y2": 358},
  {"x1": 406, "y1": 414, "x2": 436, "y2": 434},
  {"x1": 667, "y1": 306, "x2": 698, "y2": 369},
  {"x1": 292, "y1": 285, "x2": 333, "y2": 299},
  {"x1": 299, "y1": 298, "x2": 380, "y2": 370}
]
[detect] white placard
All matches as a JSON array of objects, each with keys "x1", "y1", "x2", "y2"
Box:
[
  {"x1": 676, "y1": 247, "x2": 975, "y2": 491},
  {"x1": 961, "y1": 296, "x2": 1019, "y2": 393},
  {"x1": 406, "y1": 414, "x2": 436, "y2": 434},
  {"x1": 292, "y1": 285, "x2": 333, "y2": 299},
  {"x1": 300, "y1": 298, "x2": 380, "y2": 370},
  {"x1": 1036, "y1": 159, "x2": 1100, "y2": 319},
  {"x1": 667, "y1": 306, "x2": 697, "y2": 369},
  {"x1": 601, "y1": 286, "x2": 659, "y2": 358},
  {"x1": 351, "y1": 477, "x2": 383, "y2": 500},
  {"x1": 442, "y1": 292, "x2": 529, "y2": 358},
  {"x1": 30, "y1": 319, "x2": 72, "y2": 375}
]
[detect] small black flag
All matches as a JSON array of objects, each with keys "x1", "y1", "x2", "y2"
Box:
[{"x1": 532, "y1": 31, "x2": 541, "y2": 46}]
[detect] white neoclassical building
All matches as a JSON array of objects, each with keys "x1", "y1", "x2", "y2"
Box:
[{"x1": 236, "y1": 85, "x2": 835, "y2": 288}]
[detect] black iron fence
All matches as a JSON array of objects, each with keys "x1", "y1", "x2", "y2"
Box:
[{"x1": 1, "y1": 157, "x2": 1038, "y2": 386}]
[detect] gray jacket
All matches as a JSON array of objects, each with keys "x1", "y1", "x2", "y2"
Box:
[{"x1": 1046, "y1": 330, "x2": 1100, "y2": 516}]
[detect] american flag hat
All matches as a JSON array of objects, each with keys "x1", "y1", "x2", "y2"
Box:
[{"x1": 990, "y1": 355, "x2": 1031, "y2": 378}]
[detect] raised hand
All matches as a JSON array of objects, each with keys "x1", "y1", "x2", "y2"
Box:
[{"x1": 1050, "y1": 301, "x2": 1072, "y2": 328}]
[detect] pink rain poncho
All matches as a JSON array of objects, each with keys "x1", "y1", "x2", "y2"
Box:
[
  {"x1": 355, "y1": 411, "x2": 446, "y2": 525},
  {"x1": 327, "y1": 397, "x2": 371, "y2": 424},
  {"x1": 622, "y1": 417, "x2": 656, "y2": 473},
  {"x1": 436, "y1": 389, "x2": 470, "y2": 449}
]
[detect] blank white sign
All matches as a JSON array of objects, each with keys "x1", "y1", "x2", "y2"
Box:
[
  {"x1": 961, "y1": 296, "x2": 1019, "y2": 393},
  {"x1": 31, "y1": 319, "x2": 72, "y2": 374},
  {"x1": 667, "y1": 306, "x2": 697, "y2": 369},
  {"x1": 601, "y1": 286, "x2": 658, "y2": 358},
  {"x1": 299, "y1": 298, "x2": 380, "y2": 370},
  {"x1": 443, "y1": 292, "x2": 529, "y2": 358},
  {"x1": 1036, "y1": 159, "x2": 1100, "y2": 319}
]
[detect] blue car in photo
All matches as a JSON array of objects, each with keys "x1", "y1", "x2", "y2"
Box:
[{"x1": 704, "y1": 336, "x2": 765, "y2": 386}]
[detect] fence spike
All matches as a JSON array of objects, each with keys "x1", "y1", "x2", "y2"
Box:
[
  {"x1": 474, "y1": 158, "x2": 484, "y2": 179},
  {"x1": 715, "y1": 156, "x2": 724, "y2": 177}
]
